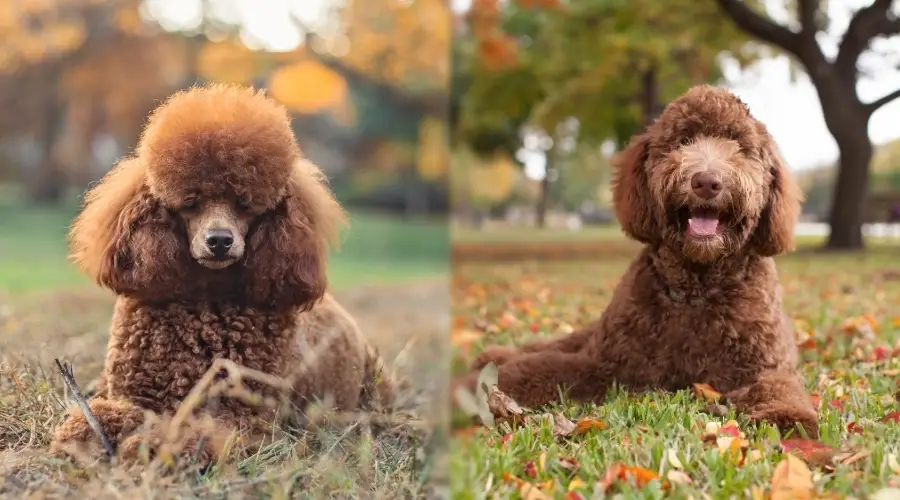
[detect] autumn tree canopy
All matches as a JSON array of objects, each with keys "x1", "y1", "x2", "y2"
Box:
[{"x1": 456, "y1": 0, "x2": 762, "y2": 159}]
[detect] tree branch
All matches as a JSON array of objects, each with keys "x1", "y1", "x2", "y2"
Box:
[
  {"x1": 713, "y1": 0, "x2": 805, "y2": 58},
  {"x1": 55, "y1": 359, "x2": 116, "y2": 459},
  {"x1": 797, "y1": 0, "x2": 819, "y2": 37},
  {"x1": 865, "y1": 86, "x2": 900, "y2": 114},
  {"x1": 835, "y1": 0, "x2": 900, "y2": 77}
]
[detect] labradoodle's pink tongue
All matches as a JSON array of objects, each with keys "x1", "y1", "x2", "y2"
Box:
[{"x1": 688, "y1": 216, "x2": 718, "y2": 237}]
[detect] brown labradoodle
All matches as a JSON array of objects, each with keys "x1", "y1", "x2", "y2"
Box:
[
  {"x1": 458, "y1": 85, "x2": 818, "y2": 438},
  {"x1": 52, "y1": 84, "x2": 394, "y2": 461}
]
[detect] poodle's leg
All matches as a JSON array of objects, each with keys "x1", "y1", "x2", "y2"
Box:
[
  {"x1": 359, "y1": 348, "x2": 396, "y2": 412},
  {"x1": 116, "y1": 414, "x2": 235, "y2": 466},
  {"x1": 723, "y1": 371, "x2": 819, "y2": 439},
  {"x1": 51, "y1": 398, "x2": 146, "y2": 456},
  {"x1": 459, "y1": 351, "x2": 605, "y2": 408},
  {"x1": 471, "y1": 329, "x2": 591, "y2": 371}
]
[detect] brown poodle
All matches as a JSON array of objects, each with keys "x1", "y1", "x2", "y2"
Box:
[
  {"x1": 51, "y1": 84, "x2": 394, "y2": 460},
  {"x1": 457, "y1": 85, "x2": 818, "y2": 438}
]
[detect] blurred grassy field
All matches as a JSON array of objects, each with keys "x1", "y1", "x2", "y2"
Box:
[{"x1": 0, "y1": 200, "x2": 449, "y2": 293}]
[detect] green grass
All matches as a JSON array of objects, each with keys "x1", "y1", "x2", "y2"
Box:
[
  {"x1": 450, "y1": 239, "x2": 900, "y2": 498},
  {"x1": 0, "y1": 202, "x2": 448, "y2": 293}
]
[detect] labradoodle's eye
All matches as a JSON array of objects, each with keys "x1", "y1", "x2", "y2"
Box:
[
  {"x1": 237, "y1": 197, "x2": 252, "y2": 210},
  {"x1": 182, "y1": 196, "x2": 199, "y2": 210}
]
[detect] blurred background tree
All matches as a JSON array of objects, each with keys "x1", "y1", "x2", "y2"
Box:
[
  {"x1": 0, "y1": 0, "x2": 451, "y2": 215},
  {"x1": 0, "y1": 0, "x2": 451, "y2": 291},
  {"x1": 452, "y1": 0, "x2": 900, "y2": 249}
]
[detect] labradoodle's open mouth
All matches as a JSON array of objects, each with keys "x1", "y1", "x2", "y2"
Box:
[{"x1": 685, "y1": 208, "x2": 722, "y2": 240}]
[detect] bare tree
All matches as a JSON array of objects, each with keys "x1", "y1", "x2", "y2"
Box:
[{"x1": 715, "y1": 0, "x2": 900, "y2": 249}]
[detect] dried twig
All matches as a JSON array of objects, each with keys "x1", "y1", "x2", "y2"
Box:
[{"x1": 54, "y1": 358, "x2": 116, "y2": 458}]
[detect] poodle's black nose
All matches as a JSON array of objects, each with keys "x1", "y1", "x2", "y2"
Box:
[
  {"x1": 205, "y1": 229, "x2": 234, "y2": 257},
  {"x1": 691, "y1": 171, "x2": 723, "y2": 200}
]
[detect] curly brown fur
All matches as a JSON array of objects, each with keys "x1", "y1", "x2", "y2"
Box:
[
  {"x1": 53, "y1": 84, "x2": 395, "y2": 461},
  {"x1": 457, "y1": 86, "x2": 817, "y2": 438}
]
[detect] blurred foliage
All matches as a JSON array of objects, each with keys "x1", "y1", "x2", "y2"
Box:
[
  {"x1": 454, "y1": 0, "x2": 764, "y2": 160},
  {"x1": 0, "y1": 0, "x2": 452, "y2": 212}
]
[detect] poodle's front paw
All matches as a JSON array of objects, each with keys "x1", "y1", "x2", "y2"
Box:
[
  {"x1": 51, "y1": 398, "x2": 146, "y2": 458},
  {"x1": 747, "y1": 404, "x2": 819, "y2": 439},
  {"x1": 471, "y1": 346, "x2": 519, "y2": 371},
  {"x1": 117, "y1": 421, "x2": 227, "y2": 467}
]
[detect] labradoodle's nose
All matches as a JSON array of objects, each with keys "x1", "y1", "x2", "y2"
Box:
[
  {"x1": 691, "y1": 172, "x2": 723, "y2": 200},
  {"x1": 205, "y1": 229, "x2": 234, "y2": 257}
]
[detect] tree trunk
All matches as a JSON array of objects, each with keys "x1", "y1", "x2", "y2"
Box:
[
  {"x1": 825, "y1": 133, "x2": 872, "y2": 250},
  {"x1": 536, "y1": 145, "x2": 554, "y2": 228},
  {"x1": 28, "y1": 94, "x2": 66, "y2": 204},
  {"x1": 810, "y1": 71, "x2": 872, "y2": 251},
  {"x1": 639, "y1": 65, "x2": 662, "y2": 127}
]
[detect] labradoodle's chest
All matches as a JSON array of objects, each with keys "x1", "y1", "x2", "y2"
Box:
[
  {"x1": 106, "y1": 301, "x2": 295, "y2": 414},
  {"x1": 650, "y1": 293, "x2": 788, "y2": 387}
]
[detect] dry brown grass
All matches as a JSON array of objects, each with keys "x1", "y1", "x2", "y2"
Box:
[{"x1": 1, "y1": 281, "x2": 449, "y2": 499}]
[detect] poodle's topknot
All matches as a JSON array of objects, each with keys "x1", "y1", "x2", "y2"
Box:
[{"x1": 138, "y1": 83, "x2": 300, "y2": 210}]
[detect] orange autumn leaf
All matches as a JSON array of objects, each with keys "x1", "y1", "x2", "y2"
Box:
[
  {"x1": 574, "y1": 417, "x2": 608, "y2": 434},
  {"x1": 693, "y1": 383, "x2": 723, "y2": 401},
  {"x1": 770, "y1": 454, "x2": 814, "y2": 500},
  {"x1": 597, "y1": 463, "x2": 663, "y2": 492}
]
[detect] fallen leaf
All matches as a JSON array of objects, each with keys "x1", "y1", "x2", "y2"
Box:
[
  {"x1": 519, "y1": 482, "x2": 552, "y2": 500},
  {"x1": 882, "y1": 369, "x2": 900, "y2": 376},
  {"x1": 666, "y1": 470, "x2": 692, "y2": 485},
  {"x1": 552, "y1": 413, "x2": 577, "y2": 437},
  {"x1": 847, "y1": 421, "x2": 864, "y2": 434},
  {"x1": 871, "y1": 488, "x2": 900, "y2": 500},
  {"x1": 750, "y1": 486, "x2": 768, "y2": 500},
  {"x1": 597, "y1": 462, "x2": 662, "y2": 492},
  {"x1": 889, "y1": 454, "x2": 900, "y2": 475},
  {"x1": 693, "y1": 383, "x2": 723, "y2": 401},
  {"x1": 810, "y1": 393, "x2": 822, "y2": 409},
  {"x1": 574, "y1": 417, "x2": 607, "y2": 434},
  {"x1": 564, "y1": 493, "x2": 584, "y2": 500},
  {"x1": 525, "y1": 460, "x2": 538, "y2": 478},
  {"x1": 882, "y1": 411, "x2": 900, "y2": 423},
  {"x1": 666, "y1": 448, "x2": 683, "y2": 469},
  {"x1": 780, "y1": 439, "x2": 838, "y2": 467},
  {"x1": 486, "y1": 385, "x2": 525, "y2": 427},
  {"x1": 770, "y1": 454, "x2": 814, "y2": 500},
  {"x1": 567, "y1": 477, "x2": 586, "y2": 491},
  {"x1": 558, "y1": 457, "x2": 580, "y2": 470}
]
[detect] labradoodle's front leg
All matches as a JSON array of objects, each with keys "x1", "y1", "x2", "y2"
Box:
[
  {"x1": 471, "y1": 329, "x2": 592, "y2": 371},
  {"x1": 723, "y1": 371, "x2": 819, "y2": 439},
  {"x1": 457, "y1": 351, "x2": 607, "y2": 408}
]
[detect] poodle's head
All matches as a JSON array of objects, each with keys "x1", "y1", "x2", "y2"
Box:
[
  {"x1": 69, "y1": 83, "x2": 346, "y2": 309},
  {"x1": 612, "y1": 85, "x2": 802, "y2": 264}
]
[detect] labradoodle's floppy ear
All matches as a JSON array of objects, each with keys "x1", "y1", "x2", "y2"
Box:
[
  {"x1": 749, "y1": 133, "x2": 803, "y2": 257},
  {"x1": 611, "y1": 132, "x2": 660, "y2": 244},
  {"x1": 242, "y1": 158, "x2": 347, "y2": 310},
  {"x1": 69, "y1": 158, "x2": 189, "y2": 297}
]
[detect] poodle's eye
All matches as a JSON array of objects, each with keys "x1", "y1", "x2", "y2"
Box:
[
  {"x1": 237, "y1": 197, "x2": 252, "y2": 210},
  {"x1": 182, "y1": 197, "x2": 199, "y2": 210}
]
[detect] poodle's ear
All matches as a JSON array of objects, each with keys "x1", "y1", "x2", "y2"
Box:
[
  {"x1": 242, "y1": 158, "x2": 347, "y2": 310},
  {"x1": 611, "y1": 132, "x2": 659, "y2": 244},
  {"x1": 749, "y1": 138, "x2": 803, "y2": 256},
  {"x1": 70, "y1": 158, "x2": 188, "y2": 296}
]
